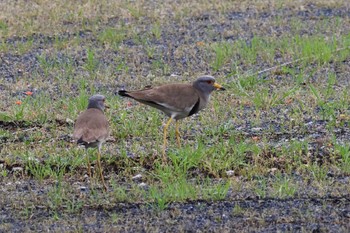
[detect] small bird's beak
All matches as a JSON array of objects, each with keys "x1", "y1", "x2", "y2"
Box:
[
  {"x1": 214, "y1": 82, "x2": 226, "y2": 91},
  {"x1": 104, "y1": 103, "x2": 110, "y2": 109}
]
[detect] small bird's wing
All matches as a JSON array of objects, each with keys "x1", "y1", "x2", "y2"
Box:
[
  {"x1": 73, "y1": 109, "x2": 109, "y2": 144},
  {"x1": 120, "y1": 84, "x2": 200, "y2": 113}
]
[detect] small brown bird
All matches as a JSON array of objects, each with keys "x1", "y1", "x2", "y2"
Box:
[
  {"x1": 118, "y1": 75, "x2": 225, "y2": 161},
  {"x1": 73, "y1": 94, "x2": 109, "y2": 191}
]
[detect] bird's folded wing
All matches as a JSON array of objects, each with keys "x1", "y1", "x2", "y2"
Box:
[
  {"x1": 126, "y1": 84, "x2": 199, "y2": 112},
  {"x1": 73, "y1": 109, "x2": 109, "y2": 143}
]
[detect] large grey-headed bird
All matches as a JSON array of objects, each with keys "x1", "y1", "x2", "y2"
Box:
[{"x1": 118, "y1": 75, "x2": 225, "y2": 162}]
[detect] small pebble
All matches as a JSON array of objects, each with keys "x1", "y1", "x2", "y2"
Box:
[
  {"x1": 138, "y1": 182, "x2": 148, "y2": 189},
  {"x1": 226, "y1": 170, "x2": 235, "y2": 177},
  {"x1": 12, "y1": 167, "x2": 23, "y2": 172},
  {"x1": 132, "y1": 174, "x2": 142, "y2": 181},
  {"x1": 66, "y1": 118, "x2": 74, "y2": 124}
]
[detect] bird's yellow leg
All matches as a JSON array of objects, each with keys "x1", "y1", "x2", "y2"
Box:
[
  {"x1": 163, "y1": 117, "x2": 173, "y2": 162},
  {"x1": 86, "y1": 150, "x2": 92, "y2": 178},
  {"x1": 175, "y1": 120, "x2": 181, "y2": 147},
  {"x1": 97, "y1": 150, "x2": 107, "y2": 192}
]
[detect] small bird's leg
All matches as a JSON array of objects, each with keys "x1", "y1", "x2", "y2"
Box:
[
  {"x1": 175, "y1": 120, "x2": 181, "y2": 147},
  {"x1": 86, "y1": 149, "x2": 92, "y2": 178},
  {"x1": 163, "y1": 117, "x2": 173, "y2": 162},
  {"x1": 97, "y1": 147, "x2": 107, "y2": 192}
]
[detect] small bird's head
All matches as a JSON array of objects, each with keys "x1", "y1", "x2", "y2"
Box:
[
  {"x1": 194, "y1": 75, "x2": 225, "y2": 93},
  {"x1": 88, "y1": 94, "x2": 107, "y2": 111}
]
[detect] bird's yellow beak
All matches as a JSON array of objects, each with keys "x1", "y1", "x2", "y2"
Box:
[{"x1": 214, "y1": 82, "x2": 225, "y2": 91}]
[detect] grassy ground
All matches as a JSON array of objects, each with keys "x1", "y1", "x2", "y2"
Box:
[{"x1": 1, "y1": 0, "x2": 350, "y2": 232}]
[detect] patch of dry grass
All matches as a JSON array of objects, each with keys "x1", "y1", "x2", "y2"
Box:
[{"x1": 1, "y1": 0, "x2": 348, "y2": 38}]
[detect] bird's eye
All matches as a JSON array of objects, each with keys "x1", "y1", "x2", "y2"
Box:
[{"x1": 206, "y1": 80, "x2": 213, "y2": 84}]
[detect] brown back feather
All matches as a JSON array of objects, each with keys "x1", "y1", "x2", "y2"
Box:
[
  {"x1": 125, "y1": 84, "x2": 199, "y2": 111},
  {"x1": 73, "y1": 108, "x2": 109, "y2": 143}
]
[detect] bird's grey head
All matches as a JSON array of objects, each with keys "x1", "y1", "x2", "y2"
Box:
[
  {"x1": 193, "y1": 75, "x2": 225, "y2": 94},
  {"x1": 87, "y1": 94, "x2": 106, "y2": 111}
]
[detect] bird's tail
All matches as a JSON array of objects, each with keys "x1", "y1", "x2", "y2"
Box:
[
  {"x1": 118, "y1": 90, "x2": 130, "y2": 97},
  {"x1": 77, "y1": 137, "x2": 88, "y2": 147}
]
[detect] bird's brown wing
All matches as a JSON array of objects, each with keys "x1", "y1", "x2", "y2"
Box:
[
  {"x1": 123, "y1": 84, "x2": 199, "y2": 112},
  {"x1": 73, "y1": 108, "x2": 109, "y2": 143}
]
